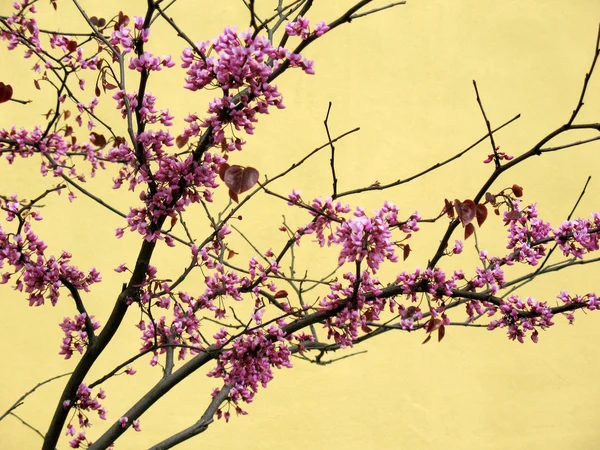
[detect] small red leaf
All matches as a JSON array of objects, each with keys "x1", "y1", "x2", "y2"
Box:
[
  {"x1": 0, "y1": 82, "x2": 13, "y2": 103},
  {"x1": 64, "y1": 125, "x2": 73, "y2": 137},
  {"x1": 512, "y1": 184, "x2": 523, "y2": 198},
  {"x1": 444, "y1": 198, "x2": 454, "y2": 218},
  {"x1": 402, "y1": 306, "x2": 417, "y2": 320},
  {"x1": 426, "y1": 318, "x2": 443, "y2": 333},
  {"x1": 464, "y1": 222, "x2": 475, "y2": 240},
  {"x1": 170, "y1": 216, "x2": 177, "y2": 227},
  {"x1": 64, "y1": 110, "x2": 71, "y2": 120},
  {"x1": 95, "y1": 85, "x2": 101, "y2": 97},
  {"x1": 104, "y1": 82, "x2": 117, "y2": 90},
  {"x1": 218, "y1": 163, "x2": 230, "y2": 181},
  {"x1": 403, "y1": 244, "x2": 411, "y2": 261},
  {"x1": 34, "y1": 79, "x2": 40, "y2": 90},
  {"x1": 90, "y1": 132, "x2": 107, "y2": 147},
  {"x1": 175, "y1": 135, "x2": 189, "y2": 149},
  {"x1": 228, "y1": 190, "x2": 239, "y2": 203},
  {"x1": 485, "y1": 192, "x2": 496, "y2": 205},
  {"x1": 454, "y1": 199, "x2": 476, "y2": 226},
  {"x1": 438, "y1": 325, "x2": 446, "y2": 342},
  {"x1": 476, "y1": 204, "x2": 488, "y2": 227},
  {"x1": 361, "y1": 324, "x2": 373, "y2": 333},
  {"x1": 422, "y1": 334, "x2": 432, "y2": 345},
  {"x1": 505, "y1": 210, "x2": 520, "y2": 221},
  {"x1": 227, "y1": 249, "x2": 238, "y2": 260},
  {"x1": 66, "y1": 40, "x2": 78, "y2": 53},
  {"x1": 223, "y1": 165, "x2": 259, "y2": 194},
  {"x1": 274, "y1": 290, "x2": 289, "y2": 299}
]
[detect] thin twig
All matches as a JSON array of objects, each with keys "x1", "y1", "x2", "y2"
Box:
[
  {"x1": 473, "y1": 80, "x2": 500, "y2": 168},
  {"x1": 324, "y1": 102, "x2": 338, "y2": 199},
  {"x1": 0, "y1": 372, "x2": 72, "y2": 423}
]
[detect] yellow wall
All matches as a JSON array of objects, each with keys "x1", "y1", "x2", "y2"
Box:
[{"x1": 1, "y1": 1, "x2": 600, "y2": 449}]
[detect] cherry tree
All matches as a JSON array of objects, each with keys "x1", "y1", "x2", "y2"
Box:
[{"x1": 0, "y1": 1, "x2": 599, "y2": 449}]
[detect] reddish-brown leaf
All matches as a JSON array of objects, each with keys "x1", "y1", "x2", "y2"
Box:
[
  {"x1": 506, "y1": 210, "x2": 520, "y2": 221},
  {"x1": 485, "y1": 192, "x2": 496, "y2": 205},
  {"x1": 64, "y1": 110, "x2": 71, "y2": 120},
  {"x1": 227, "y1": 249, "x2": 238, "y2": 260},
  {"x1": 95, "y1": 85, "x2": 101, "y2": 97},
  {"x1": 218, "y1": 163, "x2": 230, "y2": 181},
  {"x1": 175, "y1": 135, "x2": 189, "y2": 149},
  {"x1": 403, "y1": 244, "x2": 411, "y2": 261},
  {"x1": 65, "y1": 126, "x2": 73, "y2": 137},
  {"x1": 0, "y1": 82, "x2": 13, "y2": 103},
  {"x1": 223, "y1": 165, "x2": 259, "y2": 194},
  {"x1": 274, "y1": 290, "x2": 288, "y2": 299},
  {"x1": 34, "y1": 79, "x2": 40, "y2": 90},
  {"x1": 512, "y1": 184, "x2": 523, "y2": 198},
  {"x1": 426, "y1": 318, "x2": 443, "y2": 333},
  {"x1": 454, "y1": 199, "x2": 476, "y2": 226},
  {"x1": 476, "y1": 204, "x2": 488, "y2": 227},
  {"x1": 66, "y1": 40, "x2": 78, "y2": 53},
  {"x1": 228, "y1": 189, "x2": 239, "y2": 203},
  {"x1": 90, "y1": 132, "x2": 107, "y2": 147},
  {"x1": 464, "y1": 222, "x2": 475, "y2": 239},
  {"x1": 438, "y1": 325, "x2": 446, "y2": 342},
  {"x1": 402, "y1": 306, "x2": 417, "y2": 320},
  {"x1": 444, "y1": 198, "x2": 454, "y2": 218},
  {"x1": 422, "y1": 334, "x2": 432, "y2": 345}
]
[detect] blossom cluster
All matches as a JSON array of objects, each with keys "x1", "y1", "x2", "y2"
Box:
[
  {"x1": 0, "y1": 219, "x2": 101, "y2": 307},
  {"x1": 0, "y1": 1, "x2": 41, "y2": 52},
  {"x1": 285, "y1": 16, "x2": 330, "y2": 40},
  {"x1": 64, "y1": 384, "x2": 107, "y2": 448},
  {"x1": 208, "y1": 327, "x2": 294, "y2": 418},
  {"x1": 180, "y1": 26, "x2": 322, "y2": 148},
  {"x1": 59, "y1": 313, "x2": 101, "y2": 359}
]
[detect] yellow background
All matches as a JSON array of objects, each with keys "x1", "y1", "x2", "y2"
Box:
[{"x1": 1, "y1": 1, "x2": 600, "y2": 449}]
